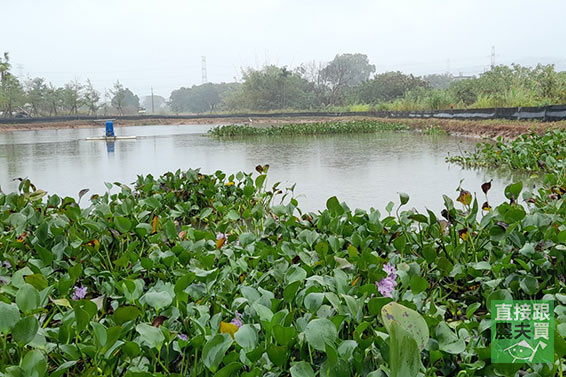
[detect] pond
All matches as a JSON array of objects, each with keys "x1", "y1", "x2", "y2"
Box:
[{"x1": 0, "y1": 124, "x2": 528, "y2": 213}]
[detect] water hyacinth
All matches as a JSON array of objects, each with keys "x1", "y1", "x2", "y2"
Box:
[
  {"x1": 72, "y1": 285, "x2": 88, "y2": 300},
  {"x1": 178, "y1": 333, "x2": 188, "y2": 341},
  {"x1": 230, "y1": 311, "x2": 243, "y2": 328},
  {"x1": 376, "y1": 263, "x2": 397, "y2": 298},
  {"x1": 2, "y1": 260, "x2": 11, "y2": 269}
]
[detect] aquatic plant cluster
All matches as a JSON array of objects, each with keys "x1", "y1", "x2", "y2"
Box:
[
  {"x1": 446, "y1": 130, "x2": 566, "y2": 173},
  {"x1": 0, "y1": 168, "x2": 565, "y2": 375},
  {"x1": 207, "y1": 120, "x2": 411, "y2": 137}
]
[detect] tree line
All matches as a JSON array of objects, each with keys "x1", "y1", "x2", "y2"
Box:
[{"x1": 2, "y1": 52, "x2": 566, "y2": 117}]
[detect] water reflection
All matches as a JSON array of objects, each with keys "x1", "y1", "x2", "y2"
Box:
[{"x1": 0, "y1": 125, "x2": 527, "y2": 213}]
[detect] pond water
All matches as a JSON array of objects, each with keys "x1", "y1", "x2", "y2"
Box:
[{"x1": 0, "y1": 124, "x2": 529, "y2": 213}]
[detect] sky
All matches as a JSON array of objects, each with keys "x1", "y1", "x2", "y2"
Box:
[{"x1": 3, "y1": 0, "x2": 566, "y2": 99}]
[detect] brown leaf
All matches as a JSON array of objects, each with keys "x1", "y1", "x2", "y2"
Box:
[
  {"x1": 481, "y1": 180, "x2": 492, "y2": 195},
  {"x1": 78, "y1": 188, "x2": 90, "y2": 201},
  {"x1": 152, "y1": 315, "x2": 168, "y2": 327},
  {"x1": 481, "y1": 201, "x2": 491, "y2": 211},
  {"x1": 151, "y1": 215, "x2": 159, "y2": 234},
  {"x1": 255, "y1": 165, "x2": 264, "y2": 173},
  {"x1": 457, "y1": 190, "x2": 472, "y2": 206}
]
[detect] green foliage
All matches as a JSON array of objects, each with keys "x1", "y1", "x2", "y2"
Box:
[
  {"x1": 208, "y1": 120, "x2": 410, "y2": 137},
  {"x1": 169, "y1": 82, "x2": 240, "y2": 113},
  {"x1": 0, "y1": 162, "x2": 565, "y2": 375},
  {"x1": 447, "y1": 130, "x2": 566, "y2": 173}
]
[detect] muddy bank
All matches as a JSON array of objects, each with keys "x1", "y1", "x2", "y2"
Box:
[{"x1": 1, "y1": 116, "x2": 565, "y2": 139}]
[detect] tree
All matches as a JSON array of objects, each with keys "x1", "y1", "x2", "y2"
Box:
[
  {"x1": 25, "y1": 78, "x2": 48, "y2": 116},
  {"x1": 60, "y1": 80, "x2": 83, "y2": 115},
  {"x1": 320, "y1": 53, "x2": 376, "y2": 105},
  {"x1": 141, "y1": 94, "x2": 167, "y2": 113},
  {"x1": 83, "y1": 79, "x2": 100, "y2": 115},
  {"x1": 233, "y1": 65, "x2": 315, "y2": 110},
  {"x1": 111, "y1": 81, "x2": 139, "y2": 115},
  {"x1": 354, "y1": 71, "x2": 429, "y2": 103},
  {"x1": 44, "y1": 83, "x2": 63, "y2": 116},
  {"x1": 423, "y1": 73, "x2": 453, "y2": 89}
]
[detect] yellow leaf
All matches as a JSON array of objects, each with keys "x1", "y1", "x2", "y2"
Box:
[
  {"x1": 351, "y1": 276, "x2": 360, "y2": 286},
  {"x1": 216, "y1": 238, "x2": 226, "y2": 249},
  {"x1": 151, "y1": 216, "x2": 159, "y2": 234},
  {"x1": 220, "y1": 321, "x2": 239, "y2": 338},
  {"x1": 225, "y1": 181, "x2": 235, "y2": 186},
  {"x1": 456, "y1": 190, "x2": 472, "y2": 206}
]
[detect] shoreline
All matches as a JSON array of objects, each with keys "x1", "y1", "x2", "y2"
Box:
[{"x1": 1, "y1": 116, "x2": 565, "y2": 139}]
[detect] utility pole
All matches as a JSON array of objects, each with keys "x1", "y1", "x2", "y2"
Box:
[
  {"x1": 201, "y1": 56, "x2": 208, "y2": 84},
  {"x1": 491, "y1": 46, "x2": 496, "y2": 68},
  {"x1": 151, "y1": 86, "x2": 155, "y2": 113}
]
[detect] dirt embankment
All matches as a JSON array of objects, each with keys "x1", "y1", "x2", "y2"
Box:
[{"x1": 1, "y1": 116, "x2": 566, "y2": 139}]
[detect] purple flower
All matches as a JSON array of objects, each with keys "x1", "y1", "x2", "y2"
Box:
[
  {"x1": 230, "y1": 311, "x2": 243, "y2": 328},
  {"x1": 376, "y1": 263, "x2": 398, "y2": 298},
  {"x1": 2, "y1": 260, "x2": 11, "y2": 269},
  {"x1": 383, "y1": 263, "x2": 396, "y2": 277},
  {"x1": 216, "y1": 233, "x2": 227, "y2": 241},
  {"x1": 71, "y1": 285, "x2": 87, "y2": 300},
  {"x1": 178, "y1": 333, "x2": 188, "y2": 341}
]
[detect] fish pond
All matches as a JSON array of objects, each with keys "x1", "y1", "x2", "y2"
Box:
[{"x1": 0, "y1": 123, "x2": 524, "y2": 212}]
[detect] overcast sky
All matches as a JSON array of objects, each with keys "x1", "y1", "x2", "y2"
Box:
[{"x1": 3, "y1": 0, "x2": 566, "y2": 98}]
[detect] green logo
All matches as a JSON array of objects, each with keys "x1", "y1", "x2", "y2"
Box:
[{"x1": 491, "y1": 300, "x2": 554, "y2": 363}]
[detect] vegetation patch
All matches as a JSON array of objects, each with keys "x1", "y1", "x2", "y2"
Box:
[
  {"x1": 208, "y1": 120, "x2": 411, "y2": 137},
  {"x1": 447, "y1": 130, "x2": 566, "y2": 173},
  {"x1": 0, "y1": 160, "x2": 565, "y2": 376}
]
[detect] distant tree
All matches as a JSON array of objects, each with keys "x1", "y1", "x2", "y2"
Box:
[
  {"x1": 233, "y1": 65, "x2": 315, "y2": 110},
  {"x1": 111, "y1": 81, "x2": 139, "y2": 115},
  {"x1": 170, "y1": 82, "x2": 243, "y2": 113},
  {"x1": 320, "y1": 53, "x2": 376, "y2": 105},
  {"x1": 423, "y1": 73, "x2": 453, "y2": 89},
  {"x1": 354, "y1": 71, "x2": 429, "y2": 103},
  {"x1": 83, "y1": 79, "x2": 100, "y2": 115},
  {"x1": 0, "y1": 53, "x2": 26, "y2": 117},
  {"x1": 25, "y1": 77, "x2": 48, "y2": 116},
  {"x1": 61, "y1": 80, "x2": 83, "y2": 115},
  {"x1": 44, "y1": 83, "x2": 63, "y2": 116},
  {"x1": 141, "y1": 94, "x2": 167, "y2": 113}
]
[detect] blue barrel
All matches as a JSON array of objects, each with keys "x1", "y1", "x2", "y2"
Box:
[{"x1": 105, "y1": 121, "x2": 115, "y2": 137}]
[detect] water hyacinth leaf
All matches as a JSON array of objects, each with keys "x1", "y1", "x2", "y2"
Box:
[
  {"x1": 136, "y1": 323, "x2": 165, "y2": 350},
  {"x1": 202, "y1": 333, "x2": 233, "y2": 372},
  {"x1": 114, "y1": 216, "x2": 132, "y2": 233},
  {"x1": 16, "y1": 284, "x2": 40, "y2": 314},
  {"x1": 481, "y1": 181, "x2": 492, "y2": 194},
  {"x1": 399, "y1": 192, "x2": 409, "y2": 206},
  {"x1": 214, "y1": 362, "x2": 243, "y2": 377},
  {"x1": 283, "y1": 281, "x2": 301, "y2": 302},
  {"x1": 234, "y1": 324, "x2": 257, "y2": 350},
  {"x1": 267, "y1": 344, "x2": 288, "y2": 368},
  {"x1": 20, "y1": 350, "x2": 47, "y2": 377},
  {"x1": 143, "y1": 291, "x2": 173, "y2": 310},
  {"x1": 290, "y1": 361, "x2": 315, "y2": 377},
  {"x1": 226, "y1": 210, "x2": 240, "y2": 221},
  {"x1": 409, "y1": 275, "x2": 429, "y2": 294},
  {"x1": 50, "y1": 360, "x2": 78, "y2": 377},
  {"x1": 272, "y1": 325, "x2": 297, "y2": 346},
  {"x1": 337, "y1": 340, "x2": 358, "y2": 360},
  {"x1": 304, "y1": 318, "x2": 338, "y2": 352},
  {"x1": 381, "y1": 302, "x2": 429, "y2": 351},
  {"x1": 435, "y1": 322, "x2": 466, "y2": 354},
  {"x1": 456, "y1": 190, "x2": 472, "y2": 206},
  {"x1": 24, "y1": 274, "x2": 49, "y2": 291},
  {"x1": 520, "y1": 275, "x2": 539, "y2": 295},
  {"x1": 13, "y1": 316, "x2": 39, "y2": 345},
  {"x1": 113, "y1": 306, "x2": 141, "y2": 325},
  {"x1": 286, "y1": 266, "x2": 307, "y2": 284},
  {"x1": 304, "y1": 292, "x2": 325, "y2": 312},
  {"x1": 0, "y1": 302, "x2": 21, "y2": 333},
  {"x1": 326, "y1": 196, "x2": 344, "y2": 216},
  {"x1": 504, "y1": 182, "x2": 523, "y2": 200},
  {"x1": 388, "y1": 322, "x2": 421, "y2": 377}
]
